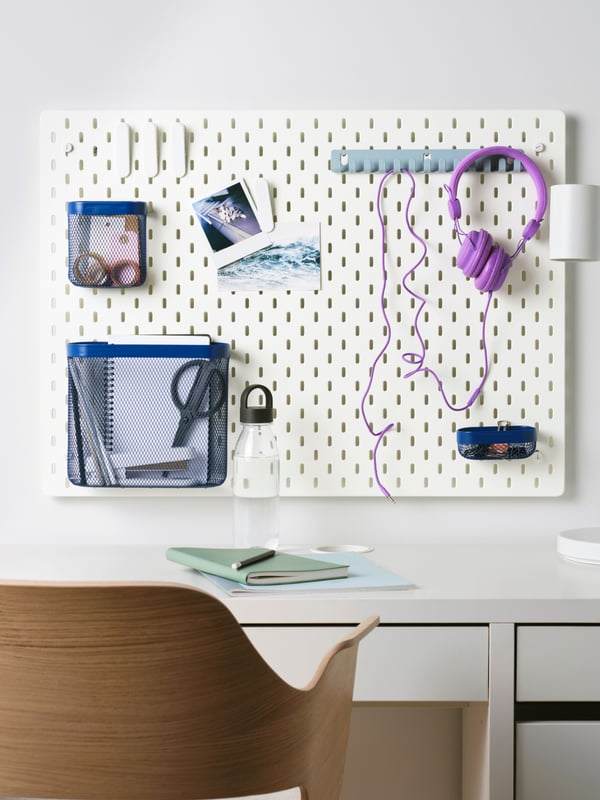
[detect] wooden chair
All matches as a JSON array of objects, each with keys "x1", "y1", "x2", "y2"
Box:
[{"x1": 0, "y1": 582, "x2": 378, "y2": 800}]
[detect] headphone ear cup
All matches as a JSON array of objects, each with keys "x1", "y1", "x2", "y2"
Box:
[
  {"x1": 457, "y1": 230, "x2": 493, "y2": 278},
  {"x1": 474, "y1": 245, "x2": 512, "y2": 292},
  {"x1": 488, "y1": 249, "x2": 513, "y2": 292}
]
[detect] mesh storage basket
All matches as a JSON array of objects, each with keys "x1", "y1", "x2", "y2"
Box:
[
  {"x1": 67, "y1": 339, "x2": 229, "y2": 488},
  {"x1": 67, "y1": 201, "x2": 147, "y2": 288},
  {"x1": 457, "y1": 424, "x2": 537, "y2": 460}
]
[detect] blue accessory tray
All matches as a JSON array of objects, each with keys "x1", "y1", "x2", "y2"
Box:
[{"x1": 457, "y1": 424, "x2": 537, "y2": 460}]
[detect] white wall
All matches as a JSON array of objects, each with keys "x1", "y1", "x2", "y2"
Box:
[{"x1": 2, "y1": 0, "x2": 598, "y2": 546}]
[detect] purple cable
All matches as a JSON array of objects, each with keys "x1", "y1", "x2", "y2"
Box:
[
  {"x1": 401, "y1": 192, "x2": 493, "y2": 412},
  {"x1": 361, "y1": 168, "x2": 428, "y2": 498},
  {"x1": 360, "y1": 169, "x2": 396, "y2": 499},
  {"x1": 361, "y1": 168, "x2": 494, "y2": 498}
]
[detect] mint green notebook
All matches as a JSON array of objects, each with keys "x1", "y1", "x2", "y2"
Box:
[{"x1": 166, "y1": 547, "x2": 349, "y2": 585}]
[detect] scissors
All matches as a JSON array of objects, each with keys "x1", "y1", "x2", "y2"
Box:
[{"x1": 170, "y1": 360, "x2": 227, "y2": 447}]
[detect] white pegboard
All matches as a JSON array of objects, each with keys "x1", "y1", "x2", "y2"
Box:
[{"x1": 40, "y1": 109, "x2": 566, "y2": 497}]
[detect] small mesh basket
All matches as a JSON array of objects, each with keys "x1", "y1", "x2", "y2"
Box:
[
  {"x1": 68, "y1": 201, "x2": 147, "y2": 288},
  {"x1": 457, "y1": 424, "x2": 537, "y2": 461},
  {"x1": 67, "y1": 340, "x2": 229, "y2": 488}
]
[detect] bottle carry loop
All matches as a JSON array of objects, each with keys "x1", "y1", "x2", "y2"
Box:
[{"x1": 240, "y1": 385, "x2": 274, "y2": 424}]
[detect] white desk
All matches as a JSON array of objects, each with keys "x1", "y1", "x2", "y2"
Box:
[{"x1": 1, "y1": 540, "x2": 599, "y2": 800}]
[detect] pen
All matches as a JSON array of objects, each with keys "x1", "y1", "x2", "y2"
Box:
[{"x1": 231, "y1": 549, "x2": 276, "y2": 570}]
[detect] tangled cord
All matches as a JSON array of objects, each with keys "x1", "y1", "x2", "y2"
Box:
[
  {"x1": 361, "y1": 169, "x2": 493, "y2": 498},
  {"x1": 360, "y1": 169, "x2": 424, "y2": 499}
]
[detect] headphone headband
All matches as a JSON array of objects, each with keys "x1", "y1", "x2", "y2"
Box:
[{"x1": 447, "y1": 146, "x2": 548, "y2": 241}]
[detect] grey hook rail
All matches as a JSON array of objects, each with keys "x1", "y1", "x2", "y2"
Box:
[{"x1": 330, "y1": 148, "x2": 524, "y2": 174}]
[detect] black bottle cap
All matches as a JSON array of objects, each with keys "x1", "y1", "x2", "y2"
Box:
[{"x1": 239, "y1": 384, "x2": 274, "y2": 424}]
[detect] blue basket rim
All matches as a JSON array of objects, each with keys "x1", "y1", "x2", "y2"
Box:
[
  {"x1": 67, "y1": 340, "x2": 230, "y2": 359},
  {"x1": 67, "y1": 200, "x2": 147, "y2": 216},
  {"x1": 456, "y1": 425, "x2": 537, "y2": 445}
]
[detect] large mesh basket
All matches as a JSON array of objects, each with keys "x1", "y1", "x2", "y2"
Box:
[{"x1": 67, "y1": 339, "x2": 229, "y2": 488}]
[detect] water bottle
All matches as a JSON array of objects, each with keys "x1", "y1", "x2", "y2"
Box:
[{"x1": 232, "y1": 385, "x2": 280, "y2": 549}]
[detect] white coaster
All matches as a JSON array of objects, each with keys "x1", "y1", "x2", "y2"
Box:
[
  {"x1": 557, "y1": 528, "x2": 600, "y2": 564},
  {"x1": 310, "y1": 544, "x2": 374, "y2": 554}
]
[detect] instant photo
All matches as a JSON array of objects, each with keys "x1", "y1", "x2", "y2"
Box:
[
  {"x1": 217, "y1": 220, "x2": 321, "y2": 292},
  {"x1": 192, "y1": 180, "x2": 272, "y2": 269}
]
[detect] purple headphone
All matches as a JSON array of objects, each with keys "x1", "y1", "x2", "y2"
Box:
[{"x1": 446, "y1": 146, "x2": 548, "y2": 292}]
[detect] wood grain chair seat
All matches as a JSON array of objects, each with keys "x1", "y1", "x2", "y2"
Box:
[{"x1": 0, "y1": 582, "x2": 378, "y2": 800}]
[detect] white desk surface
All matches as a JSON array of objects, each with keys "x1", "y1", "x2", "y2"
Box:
[{"x1": 0, "y1": 540, "x2": 599, "y2": 625}]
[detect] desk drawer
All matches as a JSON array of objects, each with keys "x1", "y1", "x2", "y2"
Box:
[
  {"x1": 245, "y1": 625, "x2": 489, "y2": 702},
  {"x1": 517, "y1": 626, "x2": 600, "y2": 701},
  {"x1": 516, "y1": 722, "x2": 600, "y2": 800}
]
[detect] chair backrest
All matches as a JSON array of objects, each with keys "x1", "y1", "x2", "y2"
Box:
[{"x1": 0, "y1": 581, "x2": 378, "y2": 800}]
